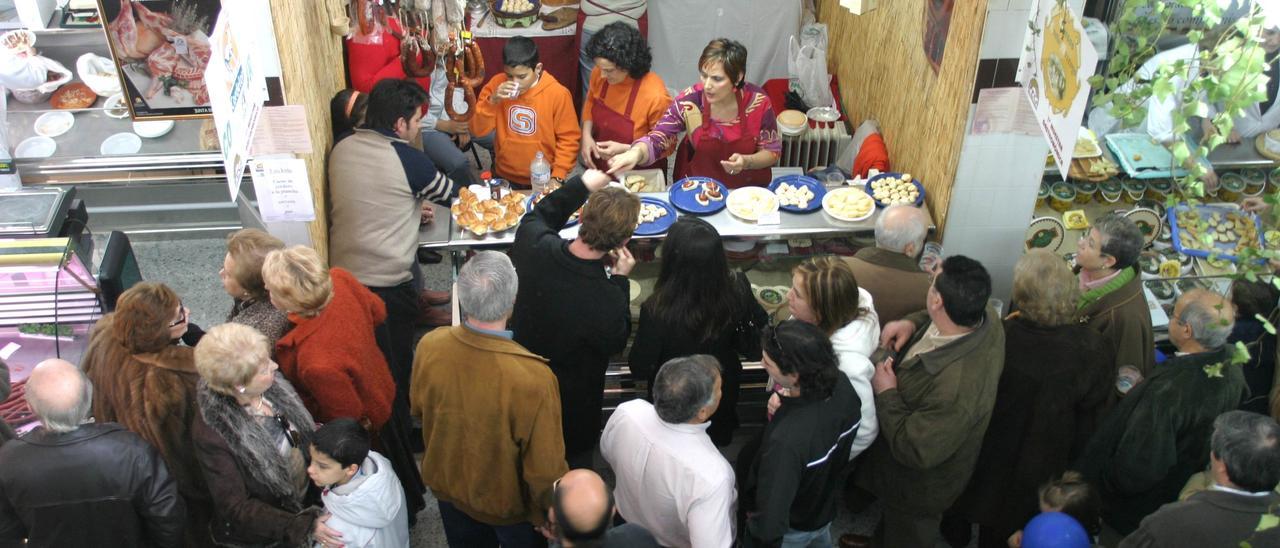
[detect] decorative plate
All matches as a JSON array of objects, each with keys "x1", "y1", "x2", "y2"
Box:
[
  {"x1": 668, "y1": 177, "x2": 727, "y2": 214},
  {"x1": 1025, "y1": 216, "x2": 1066, "y2": 252},
  {"x1": 1125, "y1": 207, "x2": 1162, "y2": 248}
]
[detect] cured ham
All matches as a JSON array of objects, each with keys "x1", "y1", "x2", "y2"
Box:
[{"x1": 107, "y1": 0, "x2": 169, "y2": 60}]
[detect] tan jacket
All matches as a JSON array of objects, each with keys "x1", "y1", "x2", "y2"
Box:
[
  {"x1": 846, "y1": 247, "x2": 932, "y2": 326},
  {"x1": 410, "y1": 325, "x2": 568, "y2": 526}
]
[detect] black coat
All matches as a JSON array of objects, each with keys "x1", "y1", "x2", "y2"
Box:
[
  {"x1": 511, "y1": 176, "x2": 632, "y2": 458},
  {"x1": 0, "y1": 423, "x2": 185, "y2": 547},
  {"x1": 950, "y1": 318, "x2": 1113, "y2": 539},
  {"x1": 1076, "y1": 346, "x2": 1247, "y2": 534},
  {"x1": 1229, "y1": 318, "x2": 1276, "y2": 415},
  {"x1": 628, "y1": 272, "x2": 767, "y2": 446}
]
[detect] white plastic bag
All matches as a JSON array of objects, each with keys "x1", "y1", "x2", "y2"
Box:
[{"x1": 789, "y1": 24, "x2": 834, "y2": 110}]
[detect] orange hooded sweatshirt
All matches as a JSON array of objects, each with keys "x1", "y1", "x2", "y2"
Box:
[{"x1": 473, "y1": 71, "x2": 581, "y2": 185}]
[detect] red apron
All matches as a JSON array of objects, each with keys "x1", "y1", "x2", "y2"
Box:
[
  {"x1": 673, "y1": 91, "x2": 771, "y2": 188},
  {"x1": 588, "y1": 79, "x2": 661, "y2": 171}
]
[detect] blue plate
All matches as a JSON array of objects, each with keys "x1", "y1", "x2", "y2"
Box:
[
  {"x1": 864, "y1": 172, "x2": 926, "y2": 208},
  {"x1": 526, "y1": 192, "x2": 580, "y2": 227},
  {"x1": 635, "y1": 197, "x2": 677, "y2": 236},
  {"x1": 668, "y1": 176, "x2": 728, "y2": 214},
  {"x1": 769, "y1": 175, "x2": 827, "y2": 213}
]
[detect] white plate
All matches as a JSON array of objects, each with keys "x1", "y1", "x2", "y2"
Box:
[
  {"x1": 100, "y1": 132, "x2": 142, "y2": 155},
  {"x1": 34, "y1": 111, "x2": 74, "y2": 137},
  {"x1": 726, "y1": 186, "x2": 779, "y2": 221},
  {"x1": 133, "y1": 120, "x2": 174, "y2": 138},
  {"x1": 15, "y1": 136, "x2": 56, "y2": 158},
  {"x1": 821, "y1": 186, "x2": 876, "y2": 222},
  {"x1": 103, "y1": 93, "x2": 129, "y2": 119}
]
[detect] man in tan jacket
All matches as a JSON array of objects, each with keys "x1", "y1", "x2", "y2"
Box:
[
  {"x1": 410, "y1": 251, "x2": 568, "y2": 545},
  {"x1": 846, "y1": 204, "x2": 932, "y2": 326}
]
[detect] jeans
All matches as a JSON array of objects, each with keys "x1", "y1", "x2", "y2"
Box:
[
  {"x1": 421, "y1": 129, "x2": 478, "y2": 188},
  {"x1": 579, "y1": 28, "x2": 596, "y2": 101},
  {"x1": 782, "y1": 523, "x2": 833, "y2": 548},
  {"x1": 438, "y1": 500, "x2": 545, "y2": 548}
]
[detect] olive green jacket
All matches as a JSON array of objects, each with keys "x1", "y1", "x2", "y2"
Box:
[{"x1": 1076, "y1": 267, "x2": 1155, "y2": 377}]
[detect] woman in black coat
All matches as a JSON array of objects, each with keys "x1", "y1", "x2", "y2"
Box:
[
  {"x1": 1228, "y1": 279, "x2": 1278, "y2": 415},
  {"x1": 943, "y1": 249, "x2": 1113, "y2": 548},
  {"x1": 628, "y1": 217, "x2": 768, "y2": 446}
]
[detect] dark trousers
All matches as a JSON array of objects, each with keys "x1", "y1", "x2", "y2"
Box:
[
  {"x1": 438, "y1": 500, "x2": 545, "y2": 548},
  {"x1": 366, "y1": 282, "x2": 418, "y2": 407}
]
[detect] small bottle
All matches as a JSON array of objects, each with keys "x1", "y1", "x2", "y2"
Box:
[{"x1": 530, "y1": 151, "x2": 551, "y2": 195}]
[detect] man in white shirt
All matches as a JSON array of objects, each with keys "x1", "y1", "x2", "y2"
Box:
[{"x1": 600, "y1": 355, "x2": 735, "y2": 548}]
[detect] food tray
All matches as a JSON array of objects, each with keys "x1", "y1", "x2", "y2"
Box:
[
  {"x1": 768, "y1": 175, "x2": 826, "y2": 213},
  {"x1": 634, "y1": 197, "x2": 676, "y2": 236},
  {"x1": 1168, "y1": 203, "x2": 1265, "y2": 263},
  {"x1": 1104, "y1": 133, "x2": 1187, "y2": 179},
  {"x1": 669, "y1": 177, "x2": 727, "y2": 214},
  {"x1": 864, "y1": 172, "x2": 925, "y2": 208}
]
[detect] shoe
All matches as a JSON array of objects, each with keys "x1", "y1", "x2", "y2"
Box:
[
  {"x1": 417, "y1": 305, "x2": 453, "y2": 327},
  {"x1": 420, "y1": 289, "x2": 451, "y2": 306},
  {"x1": 838, "y1": 534, "x2": 871, "y2": 548},
  {"x1": 417, "y1": 249, "x2": 443, "y2": 264}
]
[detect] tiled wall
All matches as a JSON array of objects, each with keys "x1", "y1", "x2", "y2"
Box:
[{"x1": 940, "y1": 0, "x2": 1082, "y2": 300}]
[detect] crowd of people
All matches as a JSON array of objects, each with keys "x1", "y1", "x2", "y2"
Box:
[{"x1": 1, "y1": 16, "x2": 1280, "y2": 548}]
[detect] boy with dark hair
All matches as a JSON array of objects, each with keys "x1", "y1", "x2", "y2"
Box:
[
  {"x1": 473, "y1": 36, "x2": 581, "y2": 187},
  {"x1": 308, "y1": 418, "x2": 409, "y2": 548}
]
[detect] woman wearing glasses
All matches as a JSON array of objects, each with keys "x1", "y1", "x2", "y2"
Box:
[
  {"x1": 80, "y1": 282, "x2": 217, "y2": 546},
  {"x1": 261, "y1": 245, "x2": 425, "y2": 520},
  {"x1": 190, "y1": 323, "x2": 335, "y2": 546}
]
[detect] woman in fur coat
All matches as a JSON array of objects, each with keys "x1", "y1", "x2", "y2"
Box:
[{"x1": 80, "y1": 281, "x2": 216, "y2": 547}]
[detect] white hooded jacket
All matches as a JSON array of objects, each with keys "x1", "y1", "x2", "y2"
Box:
[
  {"x1": 830, "y1": 287, "x2": 881, "y2": 459},
  {"x1": 317, "y1": 451, "x2": 409, "y2": 548}
]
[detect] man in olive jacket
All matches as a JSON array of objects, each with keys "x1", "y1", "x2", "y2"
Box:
[
  {"x1": 845, "y1": 204, "x2": 932, "y2": 326},
  {"x1": 1078, "y1": 289, "x2": 1247, "y2": 537},
  {"x1": 411, "y1": 251, "x2": 568, "y2": 544},
  {"x1": 856, "y1": 256, "x2": 1005, "y2": 548},
  {"x1": 1074, "y1": 214, "x2": 1154, "y2": 377}
]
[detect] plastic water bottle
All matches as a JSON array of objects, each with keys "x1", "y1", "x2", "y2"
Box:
[{"x1": 530, "y1": 151, "x2": 551, "y2": 195}]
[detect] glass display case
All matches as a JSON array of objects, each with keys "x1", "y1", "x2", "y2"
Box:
[{"x1": 0, "y1": 236, "x2": 101, "y2": 380}]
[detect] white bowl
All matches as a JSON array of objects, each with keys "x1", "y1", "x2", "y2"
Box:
[
  {"x1": 132, "y1": 120, "x2": 174, "y2": 138},
  {"x1": 806, "y1": 106, "x2": 840, "y2": 123},
  {"x1": 15, "y1": 136, "x2": 56, "y2": 158},
  {"x1": 100, "y1": 132, "x2": 141, "y2": 155},
  {"x1": 779, "y1": 123, "x2": 807, "y2": 137},
  {"x1": 103, "y1": 93, "x2": 129, "y2": 119},
  {"x1": 34, "y1": 111, "x2": 74, "y2": 137}
]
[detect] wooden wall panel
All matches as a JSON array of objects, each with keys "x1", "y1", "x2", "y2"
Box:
[
  {"x1": 819, "y1": 0, "x2": 988, "y2": 232},
  {"x1": 268, "y1": 0, "x2": 347, "y2": 262}
]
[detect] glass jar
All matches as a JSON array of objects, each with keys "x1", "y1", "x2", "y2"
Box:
[
  {"x1": 1218, "y1": 172, "x2": 1246, "y2": 203},
  {"x1": 1049, "y1": 182, "x2": 1076, "y2": 212},
  {"x1": 1099, "y1": 179, "x2": 1123, "y2": 203},
  {"x1": 1038, "y1": 182, "x2": 1051, "y2": 209},
  {"x1": 1074, "y1": 181, "x2": 1097, "y2": 204},
  {"x1": 1242, "y1": 169, "x2": 1267, "y2": 196},
  {"x1": 1146, "y1": 179, "x2": 1173, "y2": 203},
  {"x1": 1122, "y1": 179, "x2": 1146, "y2": 204}
]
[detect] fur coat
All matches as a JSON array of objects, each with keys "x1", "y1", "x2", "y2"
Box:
[{"x1": 193, "y1": 374, "x2": 319, "y2": 547}]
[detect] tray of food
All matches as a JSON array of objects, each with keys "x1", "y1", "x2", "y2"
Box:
[
  {"x1": 865, "y1": 172, "x2": 924, "y2": 208},
  {"x1": 726, "y1": 186, "x2": 779, "y2": 222},
  {"x1": 768, "y1": 175, "x2": 826, "y2": 213},
  {"x1": 821, "y1": 187, "x2": 875, "y2": 222},
  {"x1": 669, "y1": 177, "x2": 727, "y2": 214},
  {"x1": 454, "y1": 187, "x2": 526, "y2": 236},
  {"x1": 634, "y1": 197, "x2": 676, "y2": 236},
  {"x1": 1168, "y1": 204, "x2": 1265, "y2": 262},
  {"x1": 618, "y1": 169, "x2": 665, "y2": 193},
  {"x1": 493, "y1": 0, "x2": 541, "y2": 28}
]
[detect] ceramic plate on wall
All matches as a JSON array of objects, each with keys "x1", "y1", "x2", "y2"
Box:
[{"x1": 1025, "y1": 216, "x2": 1066, "y2": 253}]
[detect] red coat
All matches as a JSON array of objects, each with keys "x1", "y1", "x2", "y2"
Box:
[
  {"x1": 346, "y1": 19, "x2": 431, "y2": 94},
  {"x1": 275, "y1": 267, "x2": 395, "y2": 429}
]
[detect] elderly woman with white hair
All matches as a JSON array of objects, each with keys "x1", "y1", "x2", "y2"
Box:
[
  {"x1": 188, "y1": 323, "x2": 333, "y2": 546},
  {"x1": 846, "y1": 204, "x2": 932, "y2": 325}
]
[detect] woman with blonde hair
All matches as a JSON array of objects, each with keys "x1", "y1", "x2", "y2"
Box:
[
  {"x1": 783, "y1": 256, "x2": 880, "y2": 458},
  {"x1": 943, "y1": 249, "x2": 1114, "y2": 548},
  {"x1": 218, "y1": 228, "x2": 290, "y2": 347},
  {"x1": 80, "y1": 281, "x2": 215, "y2": 546},
  {"x1": 190, "y1": 322, "x2": 333, "y2": 546},
  {"x1": 262, "y1": 245, "x2": 425, "y2": 519}
]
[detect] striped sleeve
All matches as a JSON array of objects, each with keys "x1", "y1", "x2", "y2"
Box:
[{"x1": 391, "y1": 140, "x2": 459, "y2": 205}]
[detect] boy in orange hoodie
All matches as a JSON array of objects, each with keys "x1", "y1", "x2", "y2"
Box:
[{"x1": 473, "y1": 36, "x2": 581, "y2": 187}]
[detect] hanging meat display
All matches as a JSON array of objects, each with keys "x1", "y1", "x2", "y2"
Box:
[{"x1": 393, "y1": 0, "x2": 482, "y2": 121}]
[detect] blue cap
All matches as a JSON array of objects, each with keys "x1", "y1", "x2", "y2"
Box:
[{"x1": 1022, "y1": 512, "x2": 1091, "y2": 548}]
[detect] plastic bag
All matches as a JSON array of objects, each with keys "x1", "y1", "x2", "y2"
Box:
[{"x1": 789, "y1": 24, "x2": 834, "y2": 110}]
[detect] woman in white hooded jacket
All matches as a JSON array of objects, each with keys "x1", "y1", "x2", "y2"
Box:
[{"x1": 783, "y1": 256, "x2": 881, "y2": 458}]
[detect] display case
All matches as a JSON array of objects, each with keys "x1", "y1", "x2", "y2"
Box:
[{"x1": 0, "y1": 237, "x2": 101, "y2": 380}]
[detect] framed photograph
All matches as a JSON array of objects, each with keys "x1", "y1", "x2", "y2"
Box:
[{"x1": 96, "y1": 0, "x2": 220, "y2": 120}]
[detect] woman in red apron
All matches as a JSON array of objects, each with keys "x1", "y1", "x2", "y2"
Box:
[
  {"x1": 607, "y1": 39, "x2": 781, "y2": 188},
  {"x1": 580, "y1": 22, "x2": 670, "y2": 171}
]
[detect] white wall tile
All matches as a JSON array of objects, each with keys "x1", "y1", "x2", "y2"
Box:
[{"x1": 981, "y1": 9, "x2": 1032, "y2": 60}]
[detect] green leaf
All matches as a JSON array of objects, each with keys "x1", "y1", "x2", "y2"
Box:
[
  {"x1": 1258, "y1": 513, "x2": 1280, "y2": 532},
  {"x1": 1152, "y1": 77, "x2": 1175, "y2": 101}
]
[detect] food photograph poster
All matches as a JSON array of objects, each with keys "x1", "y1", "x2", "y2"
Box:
[{"x1": 96, "y1": 0, "x2": 219, "y2": 120}]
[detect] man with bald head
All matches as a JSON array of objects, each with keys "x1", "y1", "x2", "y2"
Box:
[
  {"x1": 0, "y1": 359, "x2": 184, "y2": 547},
  {"x1": 543, "y1": 469, "x2": 657, "y2": 547},
  {"x1": 1078, "y1": 289, "x2": 1248, "y2": 538},
  {"x1": 845, "y1": 204, "x2": 932, "y2": 325}
]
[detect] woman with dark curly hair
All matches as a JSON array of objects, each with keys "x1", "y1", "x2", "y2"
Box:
[{"x1": 580, "y1": 21, "x2": 670, "y2": 171}]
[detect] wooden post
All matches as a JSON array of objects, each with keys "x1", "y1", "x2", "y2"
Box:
[{"x1": 266, "y1": 0, "x2": 347, "y2": 263}]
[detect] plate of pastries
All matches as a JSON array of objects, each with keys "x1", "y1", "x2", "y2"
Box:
[{"x1": 452, "y1": 187, "x2": 526, "y2": 236}]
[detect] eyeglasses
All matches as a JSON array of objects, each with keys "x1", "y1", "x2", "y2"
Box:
[{"x1": 169, "y1": 302, "x2": 189, "y2": 327}]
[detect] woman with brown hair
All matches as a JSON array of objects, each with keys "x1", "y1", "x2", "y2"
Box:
[
  {"x1": 783, "y1": 256, "x2": 880, "y2": 458},
  {"x1": 219, "y1": 228, "x2": 291, "y2": 348},
  {"x1": 80, "y1": 281, "x2": 215, "y2": 546},
  {"x1": 943, "y1": 249, "x2": 1113, "y2": 548}
]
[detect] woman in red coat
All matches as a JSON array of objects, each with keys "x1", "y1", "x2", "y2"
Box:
[{"x1": 261, "y1": 245, "x2": 426, "y2": 518}]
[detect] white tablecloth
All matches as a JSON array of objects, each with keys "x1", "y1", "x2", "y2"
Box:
[{"x1": 648, "y1": 0, "x2": 802, "y2": 93}]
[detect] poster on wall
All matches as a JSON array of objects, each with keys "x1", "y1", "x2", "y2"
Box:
[
  {"x1": 97, "y1": 0, "x2": 220, "y2": 120},
  {"x1": 203, "y1": 4, "x2": 267, "y2": 198},
  {"x1": 1017, "y1": 0, "x2": 1097, "y2": 179}
]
